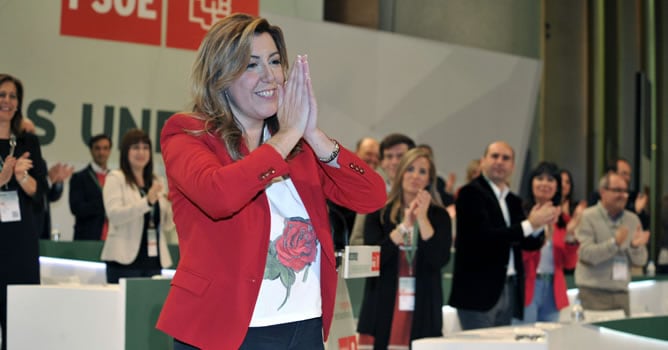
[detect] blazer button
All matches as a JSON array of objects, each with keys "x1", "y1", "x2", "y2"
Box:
[{"x1": 360, "y1": 168, "x2": 365, "y2": 174}]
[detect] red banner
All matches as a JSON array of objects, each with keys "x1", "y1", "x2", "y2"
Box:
[
  {"x1": 60, "y1": 0, "x2": 162, "y2": 46},
  {"x1": 166, "y1": 0, "x2": 259, "y2": 50}
]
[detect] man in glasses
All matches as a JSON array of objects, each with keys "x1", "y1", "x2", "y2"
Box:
[
  {"x1": 588, "y1": 158, "x2": 649, "y2": 229},
  {"x1": 575, "y1": 172, "x2": 649, "y2": 316}
]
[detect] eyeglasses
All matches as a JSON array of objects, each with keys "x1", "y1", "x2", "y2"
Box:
[{"x1": 604, "y1": 187, "x2": 628, "y2": 194}]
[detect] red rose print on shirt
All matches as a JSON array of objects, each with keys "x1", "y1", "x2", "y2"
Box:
[
  {"x1": 275, "y1": 218, "x2": 318, "y2": 271},
  {"x1": 264, "y1": 217, "x2": 319, "y2": 309}
]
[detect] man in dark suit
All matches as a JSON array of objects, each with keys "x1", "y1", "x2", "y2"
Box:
[
  {"x1": 69, "y1": 134, "x2": 111, "y2": 240},
  {"x1": 449, "y1": 141, "x2": 558, "y2": 330}
]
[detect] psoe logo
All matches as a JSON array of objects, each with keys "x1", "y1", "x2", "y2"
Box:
[
  {"x1": 60, "y1": 0, "x2": 259, "y2": 50},
  {"x1": 189, "y1": 0, "x2": 232, "y2": 31},
  {"x1": 166, "y1": 0, "x2": 258, "y2": 50},
  {"x1": 60, "y1": 0, "x2": 162, "y2": 46}
]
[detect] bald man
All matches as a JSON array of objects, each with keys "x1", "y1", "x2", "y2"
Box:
[
  {"x1": 355, "y1": 137, "x2": 380, "y2": 170},
  {"x1": 449, "y1": 141, "x2": 558, "y2": 330}
]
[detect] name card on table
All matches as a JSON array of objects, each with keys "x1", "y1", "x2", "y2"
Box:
[{"x1": 342, "y1": 245, "x2": 380, "y2": 279}]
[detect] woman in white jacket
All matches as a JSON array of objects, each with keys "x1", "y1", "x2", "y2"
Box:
[{"x1": 101, "y1": 128, "x2": 173, "y2": 283}]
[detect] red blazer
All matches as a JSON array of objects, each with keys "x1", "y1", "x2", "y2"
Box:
[
  {"x1": 522, "y1": 213, "x2": 579, "y2": 310},
  {"x1": 156, "y1": 114, "x2": 386, "y2": 349}
]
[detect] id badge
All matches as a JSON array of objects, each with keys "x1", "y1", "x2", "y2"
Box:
[
  {"x1": 398, "y1": 277, "x2": 416, "y2": 311},
  {"x1": 147, "y1": 228, "x2": 158, "y2": 257},
  {"x1": 612, "y1": 256, "x2": 628, "y2": 281},
  {"x1": 0, "y1": 191, "x2": 21, "y2": 222}
]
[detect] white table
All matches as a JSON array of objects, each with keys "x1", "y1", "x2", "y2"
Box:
[
  {"x1": 7, "y1": 284, "x2": 124, "y2": 350},
  {"x1": 414, "y1": 321, "x2": 668, "y2": 350},
  {"x1": 7, "y1": 277, "x2": 173, "y2": 350},
  {"x1": 441, "y1": 280, "x2": 668, "y2": 335},
  {"x1": 422, "y1": 280, "x2": 668, "y2": 349}
]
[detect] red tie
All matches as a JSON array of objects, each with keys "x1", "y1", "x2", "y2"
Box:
[{"x1": 96, "y1": 172, "x2": 109, "y2": 240}]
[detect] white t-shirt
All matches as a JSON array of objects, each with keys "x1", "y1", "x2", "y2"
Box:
[{"x1": 249, "y1": 177, "x2": 322, "y2": 327}]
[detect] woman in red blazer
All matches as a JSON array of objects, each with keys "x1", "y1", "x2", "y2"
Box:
[
  {"x1": 156, "y1": 14, "x2": 386, "y2": 350},
  {"x1": 520, "y1": 162, "x2": 584, "y2": 323}
]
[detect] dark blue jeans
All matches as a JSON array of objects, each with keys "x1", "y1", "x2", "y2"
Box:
[
  {"x1": 174, "y1": 317, "x2": 324, "y2": 350},
  {"x1": 457, "y1": 277, "x2": 518, "y2": 330}
]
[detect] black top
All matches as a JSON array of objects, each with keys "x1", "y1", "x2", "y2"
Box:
[
  {"x1": 327, "y1": 200, "x2": 357, "y2": 251},
  {"x1": 69, "y1": 164, "x2": 106, "y2": 240},
  {"x1": 127, "y1": 186, "x2": 161, "y2": 269},
  {"x1": 357, "y1": 203, "x2": 452, "y2": 349},
  {"x1": 0, "y1": 132, "x2": 47, "y2": 283},
  {"x1": 0, "y1": 132, "x2": 47, "y2": 349}
]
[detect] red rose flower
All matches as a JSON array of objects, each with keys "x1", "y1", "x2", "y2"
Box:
[{"x1": 275, "y1": 218, "x2": 317, "y2": 272}]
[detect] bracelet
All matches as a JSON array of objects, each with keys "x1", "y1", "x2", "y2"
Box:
[
  {"x1": 19, "y1": 171, "x2": 29, "y2": 184},
  {"x1": 318, "y1": 139, "x2": 340, "y2": 163},
  {"x1": 397, "y1": 223, "x2": 412, "y2": 236}
]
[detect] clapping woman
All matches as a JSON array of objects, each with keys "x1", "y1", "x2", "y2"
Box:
[
  {"x1": 519, "y1": 162, "x2": 583, "y2": 323},
  {"x1": 101, "y1": 129, "x2": 173, "y2": 283},
  {"x1": 358, "y1": 148, "x2": 452, "y2": 350},
  {"x1": 0, "y1": 74, "x2": 48, "y2": 350}
]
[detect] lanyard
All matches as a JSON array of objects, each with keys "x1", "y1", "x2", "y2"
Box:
[{"x1": 400, "y1": 217, "x2": 419, "y2": 276}]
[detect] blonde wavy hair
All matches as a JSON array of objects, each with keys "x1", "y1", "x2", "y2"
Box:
[
  {"x1": 382, "y1": 148, "x2": 441, "y2": 225},
  {"x1": 190, "y1": 13, "x2": 291, "y2": 160}
]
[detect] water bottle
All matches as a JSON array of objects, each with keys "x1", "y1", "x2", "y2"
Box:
[
  {"x1": 570, "y1": 298, "x2": 585, "y2": 323},
  {"x1": 646, "y1": 260, "x2": 656, "y2": 277},
  {"x1": 50, "y1": 226, "x2": 61, "y2": 241}
]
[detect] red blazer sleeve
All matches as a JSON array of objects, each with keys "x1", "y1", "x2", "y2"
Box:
[
  {"x1": 316, "y1": 146, "x2": 386, "y2": 214},
  {"x1": 161, "y1": 114, "x2": 290, "y2": 219}
]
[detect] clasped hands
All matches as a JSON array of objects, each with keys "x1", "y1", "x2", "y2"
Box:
[
  {"x1": 0, "y1": 152, "x2": 32, "y2": 186},
  {"x1": 615, "y1": 224, "x2": 650, "y2": 248},
  {"x1": 268, "y1": 54, "x2": 338, "y2": 161},
  {"x1": 276, "y1": 54, "x2": 318, "y2": 142},
  {"x1": 146, "y1": 180, "x2": 163, "y2": 205},
  {"x1": 48, "y1": 162, "x2": 75, "y2": 184},
  {"x1": 527, "y1": 202, "x2": 561, "y2": 231},
  {"x1": 391, "y1": 190, "x2": 432, "y2": 245}
]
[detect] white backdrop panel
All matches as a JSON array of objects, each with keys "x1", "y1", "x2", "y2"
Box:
[{"x1": 0, "y1": 2, "x2": 540, "y2": 239}]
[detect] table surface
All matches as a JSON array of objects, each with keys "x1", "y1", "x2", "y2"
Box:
[{"x1": 413, "y1": 320, "x2": 668, "y2": 350}]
